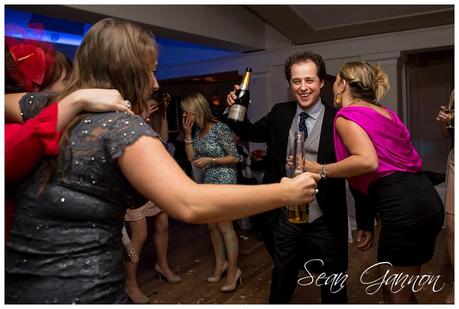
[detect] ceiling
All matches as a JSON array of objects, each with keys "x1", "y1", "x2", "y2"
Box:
[
  {"x1": 246, "y1": 5, "x2": 454, "y2": 46},
  {"x1": 8, "y1": 4, "x2": 453, "y2": 53}
]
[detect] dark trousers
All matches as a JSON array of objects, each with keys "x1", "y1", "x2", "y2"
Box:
[
  {"x1": 269, "y1": 212, "x2": 348, "y2": 304},
  {"x1": 250, "y1": 209, "x2": 280, "y2": 259}
]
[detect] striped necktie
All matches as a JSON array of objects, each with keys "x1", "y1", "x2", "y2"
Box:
[{"x1": 299, "y1": 112, "x2": 309, "y2": 140}]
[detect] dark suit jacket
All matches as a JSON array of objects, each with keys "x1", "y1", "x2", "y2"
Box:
[{"x1": 227, "y1": 100, "x2": 349, "y2": 271}]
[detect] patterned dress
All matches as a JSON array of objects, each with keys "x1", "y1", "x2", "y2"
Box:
[
  {"x1": 193, "y1": 121, "x2": 239, "y2": 184},
  {"x1": 6, "y1": 93, "x2": 158, "y2": 304},
  {"x1": 124, "y1": 200, "x2": 162, "y2": 221}
]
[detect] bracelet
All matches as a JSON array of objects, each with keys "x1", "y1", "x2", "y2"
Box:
[
  {"x1": 211, "y1": 158, "x2": 216, "y2": 166},
  {"x1": 184, "y1": 138, "x2": 193, "y2": 145},
  {"x1": 320, "y1": 164, "x2": 327, "y2": 180}
]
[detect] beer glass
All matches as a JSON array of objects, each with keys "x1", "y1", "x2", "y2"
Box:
[{"x1": 286, "y1": 131, "x2": 309, "y2": 223}]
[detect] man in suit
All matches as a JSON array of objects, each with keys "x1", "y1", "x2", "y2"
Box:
[{"x1": 225, "y1": 51, "x2": 373, "y2": 303}]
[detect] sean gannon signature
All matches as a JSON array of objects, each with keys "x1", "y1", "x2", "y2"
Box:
[{"x1": 297, "y1": 259, "x2": 445, "y2": 294}]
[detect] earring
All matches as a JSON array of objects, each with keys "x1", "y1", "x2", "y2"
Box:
[{"x1": 335, "y1": 94, "x2": 343, "y2": 105}]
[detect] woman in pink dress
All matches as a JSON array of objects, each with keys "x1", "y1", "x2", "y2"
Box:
[{"x1": 305, "y1": 61, "x2": 444, "y2": 304}]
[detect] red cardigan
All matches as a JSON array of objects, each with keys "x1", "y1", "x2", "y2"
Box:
[{"x1": 5, "y1": 101, "x2": 62, "y2": 240}]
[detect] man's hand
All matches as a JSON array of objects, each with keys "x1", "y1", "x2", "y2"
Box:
[
  {"x1": 356, "y1": 229, "x2": 373, "y2": 251},
  {"x1": 226, "y1": 85, "x2": 240, "y2": 106}
]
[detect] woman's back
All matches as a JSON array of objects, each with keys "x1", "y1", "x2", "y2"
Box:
[
  {"x1": 6, "y1": 94, "x2": 157, "y2": 303},
  {"x1": 334, "y1": 106, "x2": 422, "y2": 193}
]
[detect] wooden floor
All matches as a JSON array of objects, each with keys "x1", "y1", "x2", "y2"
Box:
[{"x1": 136, "y1": 218, "x2": 453, "y2": 304}]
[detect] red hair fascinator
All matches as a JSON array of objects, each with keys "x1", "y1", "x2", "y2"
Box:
[
  {"x1": 6, "y1": 23, "x2": 54, "y2": 92},
  {"x1": 9, "y1": 43, "x2": 46, "y2": 86}
]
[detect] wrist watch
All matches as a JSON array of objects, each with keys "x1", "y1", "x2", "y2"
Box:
[{"x1": 320, "y1": 164, "x2": 327, "y2": 180}]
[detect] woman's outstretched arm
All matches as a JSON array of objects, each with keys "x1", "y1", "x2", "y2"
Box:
[{"x1": 119, "y1": 136, "x2": 319, "y2": 224}]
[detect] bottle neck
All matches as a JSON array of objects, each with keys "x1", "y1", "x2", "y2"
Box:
[
  {"x1": 293, "y1": 132, "x2": 305, "y2": 171},
  {"x1": 239, "y1": 72, "x2": 251, "y2": 91}
]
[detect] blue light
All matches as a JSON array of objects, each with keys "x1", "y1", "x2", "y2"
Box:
[
  {"x1": 6, "y1": 27, "x2": 85, "y2": 46},
  {"x1": 5, "y1": 8, "x2": 86, "y2": 46},
  {"x1": 5, "y1": 7, "x2": 241, "y2": 77}
]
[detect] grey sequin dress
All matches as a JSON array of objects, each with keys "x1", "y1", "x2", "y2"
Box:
[
  {"x1": 193, "y1": 121, "x2": 239, "y2": 184},
  {"x1": 5, "y1": 93, "x2": 158, "y2": 304}
]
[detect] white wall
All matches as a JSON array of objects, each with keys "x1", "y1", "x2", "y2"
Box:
[{"x1": 161, "y1": 25, "x2": 453, "y2": 117}]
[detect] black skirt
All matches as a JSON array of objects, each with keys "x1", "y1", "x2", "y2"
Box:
[{"x1": 368, "y1": 172, "x2": 444, "y2": 266}]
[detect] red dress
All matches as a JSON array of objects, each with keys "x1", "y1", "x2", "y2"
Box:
[{"x1": 5, "y1": 101, "x2": 61, "y2": 240}]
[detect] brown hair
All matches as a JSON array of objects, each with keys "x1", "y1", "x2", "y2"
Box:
[
  {"x1": 284, "y1": 50, "x2": 327, "y2": 82},
  {"x1": 181, "y1": 92, "x2": 217, "y2": 129},
  {"x1": 59, "y1": 17, "x2": 158, "y2": 151},
  {"x1": 39, "y1": 18, "x2": 158, "y2": 194},
  {"x1": 61, "y1": 18, "x2": 157, "y2": 115},
  {"x1": 43, "y1": 50, "x2": 73, "y2": 90},
  {"x1": 339, "y1": 61, "x2": 389, "y2": 104}
]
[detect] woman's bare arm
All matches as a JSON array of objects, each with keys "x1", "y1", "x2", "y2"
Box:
[
  {"x1": 305, "y1": 117, "x2": 378, "y2": 178},
  {"x1": 5, "y1": 92, "x2": 26, "y2": 123},
  {"x1": 6, "y1": 89, "x2": 132, "y2": 129},
  {"x1": 56, "y1": 89, "x2": 132, "y2": 131},
  {"x1": 193, "y1": 155, "x2": 239, "y2": 169},
  {"x1": 157, "y1": 111, "x2": 169, "y2": 142},
  {"x1": 118, "y1": 136, "x2": 319, "y2": 224},
  {"x1": 182, "y1": 116, "x2": 195, "y2": 161}
]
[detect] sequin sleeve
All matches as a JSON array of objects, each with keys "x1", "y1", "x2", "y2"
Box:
[
  {"x1": 103, "y1": 112, "x2": 159, "y2": 161},
  {"x1": 216, "y1": 122, "x2": 240, "y2": 158},
  {"x1": 19, "y1": 92, "x2": 53, "y2": 121}
]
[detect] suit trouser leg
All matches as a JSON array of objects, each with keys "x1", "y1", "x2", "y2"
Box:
[
  {"x1": 269, "y1": 214, "x2": 303, "y2": 303},
  {"x1": 319, "y1": 280, "x2": 348, "y2": 304},
  {"x1": 304, "y1": 217, "x2": 348, "y2": 304},
  {"x1": 251, "y1": 209, "x2": 279, "y2": 260}
]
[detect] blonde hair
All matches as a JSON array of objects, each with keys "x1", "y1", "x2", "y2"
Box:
[
  {"x1": 339, "y1": 61, "x2": 389, "y2": 105},
  {"x1": 181, "y1": 93, "x2": 216, "y2": 129}
]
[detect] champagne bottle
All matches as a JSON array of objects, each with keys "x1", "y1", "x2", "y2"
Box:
[{"x1": 228, "y1": 66, "x2": 252, "y2": 122}]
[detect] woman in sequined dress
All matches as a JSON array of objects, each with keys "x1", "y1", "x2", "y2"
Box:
[
  {"x1": 181, "y1": 93, "x2": 242, "y2": 292},
  {"x1": 5, "y1": 40, "x2": 132, "y2": 241},
  {"x1": 5, "y1": 18, "x2": 319, "y2": 304}
]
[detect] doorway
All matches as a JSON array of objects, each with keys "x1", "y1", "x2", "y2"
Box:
[{"x1": 404, "y1": 47, "x2": 454, "y2": 173}]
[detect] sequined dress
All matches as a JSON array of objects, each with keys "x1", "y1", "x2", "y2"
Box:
[
  {"x1": 193, "y1": 121, "x2": 239, "y2": 184},
  {"x1": 5, "y1": 93, "x2": 158, "y2": 304}
]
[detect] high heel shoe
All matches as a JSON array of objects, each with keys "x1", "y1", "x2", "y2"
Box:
[
  {"x1": 220, "y1": 268, "x2": 242, "y2": 292},
  {"x1": 125, "y1": 288, "x2": 149, "y2": 304},
  {"x1": 207, "y1": 261, "x2": 228, "y2": 283},
  {"x1": 155, "y1": 264, "x2": 182, "y2": 283}
]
